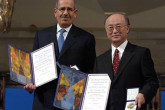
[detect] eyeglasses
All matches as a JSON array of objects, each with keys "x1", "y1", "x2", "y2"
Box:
[
  {"x1": 57, "y1": 7, "x2": 75, "y2": 13},
  {"x1": 106, "y1": 25, "x2": 128, "y2": 32}
]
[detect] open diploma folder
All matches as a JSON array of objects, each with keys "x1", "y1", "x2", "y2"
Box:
[
  {"x1": 8, "y1": 43, "x2": 58, "y2": 87},
  {"x1": 53, "y1": 66, "x2": 111, "y2": 110}
]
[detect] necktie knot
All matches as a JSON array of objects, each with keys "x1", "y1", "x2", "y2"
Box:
[
  {"x1": 115, "y1": 49, "x2": 119, "y2": 54},
  {"x1": 58, "y1": 29, "x2": 66, "y2": 53},
  {"x1": 60, "y1": 29, "x2": 65, "y2": 34}
]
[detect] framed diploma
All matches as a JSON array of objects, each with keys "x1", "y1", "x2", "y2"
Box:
[
  {"x1": 81, "y1": 74, "x2": 111, "y2": 110},
  {"x1": 53, "y1": 66, "x2": 111, "y2": 110},
  {"x1": 8, "y1": 43, "x2": 58, "y2": 87}
]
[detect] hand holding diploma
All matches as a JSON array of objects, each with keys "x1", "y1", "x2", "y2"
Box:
[{"x1": 24, "y1": 83, "x2": 36, "y2": 92}]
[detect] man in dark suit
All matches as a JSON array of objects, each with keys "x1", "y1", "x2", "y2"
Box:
[
  {"x1": 24, "y1": 0, "x2": 96, "y2": 110},
  {"x1": 93, "y1": 13, "x2": 159, "y2": 110}
]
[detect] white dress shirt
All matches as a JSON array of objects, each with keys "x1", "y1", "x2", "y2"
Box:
[
  {"x1": 111, "y1": 40, "x2": 128, "y2": 63},
  {"x1": 56, "y1": 24, "x2": 72, "y2": 40}
]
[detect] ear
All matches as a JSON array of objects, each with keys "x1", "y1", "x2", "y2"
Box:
[
  {"x1": 126, "y1": 25, "x2": 130, "y2": 33},
  {"x1": 54, "y1": 8, "x2": 58, "y2": 17},
  {"x1": 73, "y1": 9, "x2": 78, "y2": 18}
]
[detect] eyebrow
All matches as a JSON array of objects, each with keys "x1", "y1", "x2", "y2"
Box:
[
  {"x1": 107, "y1": 23, "x2": 122, "y2": 26},
  {"x1": 59, "y1": 6, "x2": 74, "y2": 9}
]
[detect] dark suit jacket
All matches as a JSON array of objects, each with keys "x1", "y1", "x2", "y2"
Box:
[
  {"x1": 93, "y1": 42, "x2": 159, "y2": 110},
  {"x1": 32, "y1": 25, "x2": 96, "y2": 110}
]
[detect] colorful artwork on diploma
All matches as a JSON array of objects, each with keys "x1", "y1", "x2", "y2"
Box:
[
  {"x1": 9, "y1": 46, "x2": 31, "y2": 78},
  {"x1": 54, "y1": 67, "x2": 87, "y2": 110},
  {"x1": 8, "y1": 45, "x2": 32, "y2": 85}
]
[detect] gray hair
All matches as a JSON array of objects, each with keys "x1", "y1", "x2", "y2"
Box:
[{"x1": 104, "y1": 12, "x2": 130, "y2": 26}]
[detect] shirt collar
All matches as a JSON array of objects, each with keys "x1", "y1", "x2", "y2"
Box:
[
  {"x1": 57, "y1": 24, "x2": 72, "y2": 33},
  {"x1": 112, "y1": 40, "x2": 128, "y2": 54}
]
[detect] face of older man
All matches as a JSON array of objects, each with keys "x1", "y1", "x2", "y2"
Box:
[
  {"x1": 105, "y1": 14, "x2": 130, "y2": 47},
  {"x1": 54, "y1": 0, "x2": 78, "y2": 28}
]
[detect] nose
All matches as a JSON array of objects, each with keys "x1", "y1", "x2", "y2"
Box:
[
  {"x1": 112, "y1": 27, "x2": 118, "y2": 33},
  {"x1": 63, "y1": 9, "x2": 69, "y2": 15}
]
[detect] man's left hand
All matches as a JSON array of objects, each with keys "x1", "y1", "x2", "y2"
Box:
[{"x1": 135, "y1": 93, "x2": 145, "y2": 109}]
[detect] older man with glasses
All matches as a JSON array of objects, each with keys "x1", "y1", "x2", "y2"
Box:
[{"x1": 93, "y1": 13, "x2": 159, "y2": 110}]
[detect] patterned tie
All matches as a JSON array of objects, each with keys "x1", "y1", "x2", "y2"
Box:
[
  {"x1": 113, "y1": 49, "x2": 120, "y2": 76},
  {"x1": 58, "y1": 29, "x2": 65, "y2": 53}
]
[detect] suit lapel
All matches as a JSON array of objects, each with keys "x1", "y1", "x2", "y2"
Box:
[
  {"x1": 59, "y1": 25, "x2": 77, "y2": 58},
  {"x1": 104, "y1": 49, "x2": 114, "y2": 80},
  {"x1": 113, "y1": 42, "x2": 134, "y2": 83},
  {"x1": 47, "y1": 25, "x2": 59, "y2": 58}
]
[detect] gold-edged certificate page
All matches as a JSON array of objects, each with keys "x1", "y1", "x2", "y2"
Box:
[
  {"x1": 53, "y1": 66, "x2": 111, "y2": 110},
  {"x1": 8, "y1": 43, "x2": 57, "y2": 87}
]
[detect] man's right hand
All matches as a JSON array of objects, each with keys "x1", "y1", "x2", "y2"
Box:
[{"x1": 24, "y1": 83, "x2": 36, "y2": 92}]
